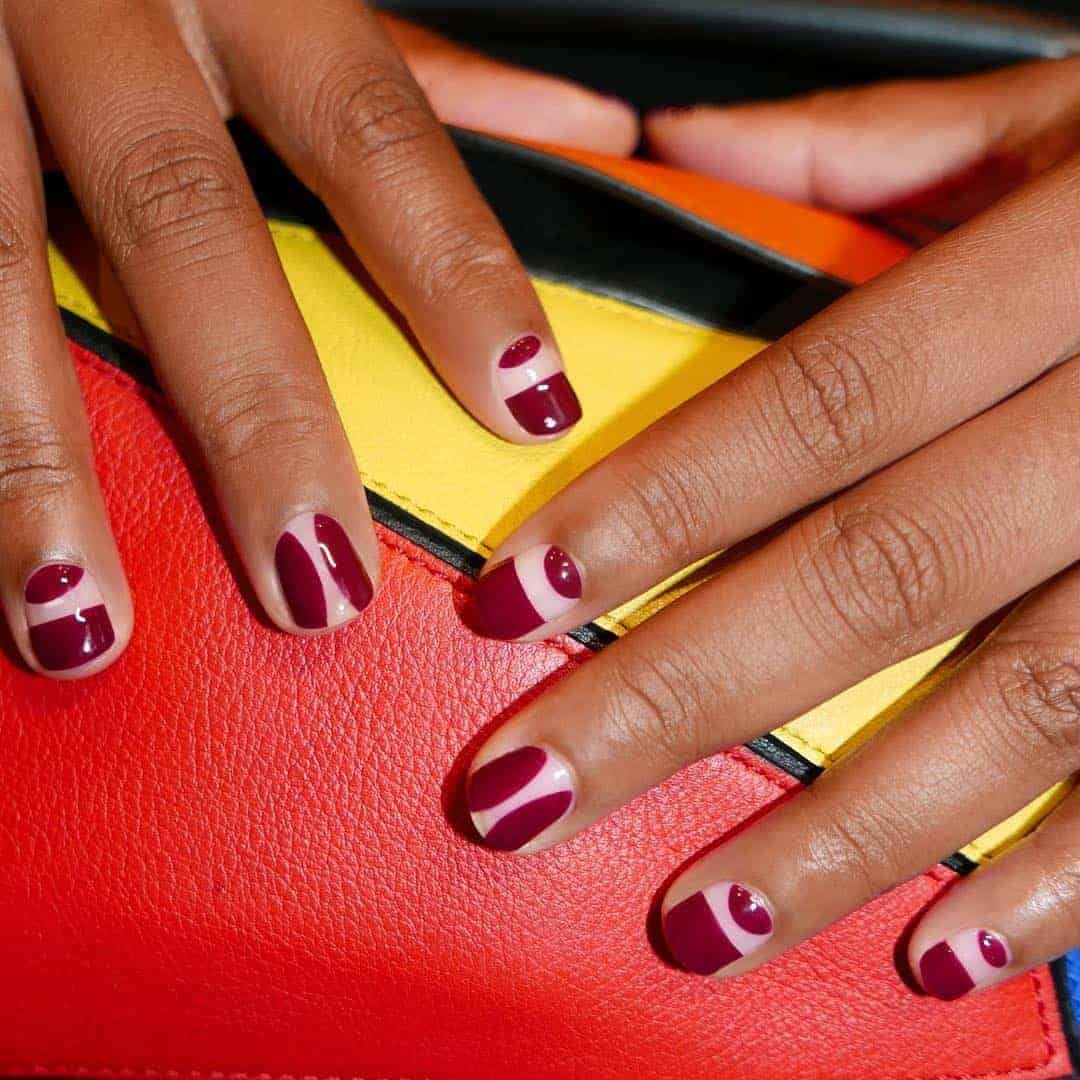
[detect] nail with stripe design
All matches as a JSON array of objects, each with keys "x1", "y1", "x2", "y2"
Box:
[
  {"x1": 25, "y1": 563, "x2": 115, "y2": 672},
  {"x1": 472, "y1": 543, "x2": 583, "y2": 640},
  {"x1": 918, "y1": 929, "x2": 1010, "y2": 1001},
  {"x1": 467, "y1": 745, "x2": 576, "y2": 851},
  {"x1": 663, "y1": 881, "x2": 775, "y2": 976},
  {"x1": 275, "y1": 512, "x2": 373, "y2": 631},
  {"x1": 497, "y1": 334, "x2": 582, "y2": 437}
]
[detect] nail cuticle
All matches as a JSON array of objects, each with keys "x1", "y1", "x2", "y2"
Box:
[
  {"x1": 496, "y1": 335, "x2": 582, "y2": 436},
  {"x1": 467, "y1": 744, "x2": 576, "y2": 851},
  {"x1": 471, "y1": 543, "x2": 583, "y2": 640},
  {"x1": 275, "y1": 512, "x2": 372, "y2": 631},
  {"x1": 663, "y1": 881, "x2": 775, "y2": 976},
  {"x1": 918, "y1": 928, "x2": 1010, "y2": 1001},
  {"x1": 24, "y1": 562, "x2": 115, "y2": 672}
]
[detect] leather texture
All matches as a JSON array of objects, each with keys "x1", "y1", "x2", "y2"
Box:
[
  {"x1": 0, "y1": 134, "x2": 1073, "y2": 1077},
  {"x1": 0, "y1": 345, "x2": 1070, "y2": 1080}
]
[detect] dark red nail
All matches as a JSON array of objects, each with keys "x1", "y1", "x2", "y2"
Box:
[
  {"x1": 468, "y1": 745, "x2": 575, "y2": 851},
  {"x1": 471, "y1": 544, "x2": 583, "y2": 641},
  {"x1": 275, "y1": 512, "x2": 372, "y2": 631},
  {"x1": 496, "y1": 336, "x2": 582, "y2": 436},
  {"x1": 663, "y1": 882, "x2": 774, "y2": 976},
  {"x1": 25, "y1": 563, "x2": 115, "y2": 672},
  {"x1": 918, "y1": 930, "x2": 1010, "y2": 1001}
]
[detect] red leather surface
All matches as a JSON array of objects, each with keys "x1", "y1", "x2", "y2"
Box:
[{"x1": 0, "y1": 344, "x2": 1072, "y2": 1079}]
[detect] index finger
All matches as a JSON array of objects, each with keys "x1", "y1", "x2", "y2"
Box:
[{"x1": 469, "y1": 153, "x2": 1080, "y2": 641}]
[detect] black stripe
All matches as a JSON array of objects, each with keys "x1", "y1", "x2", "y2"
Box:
[
  {"x1": 940, "y1": 851, "x2": 978, "y2": 876},
  {"x1": 1051, "y1": 956, "x2": 1080, "y2": 1079}
]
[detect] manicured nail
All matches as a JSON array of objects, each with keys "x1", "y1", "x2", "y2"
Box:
[
  {"x1": 25, "y1": 563, "x2": 115, "y2": 672},
  {"x1": 467, "y1": 745, "x2": 575, "y2": 851},
  {"x1": 472, "y1": 543, "x2": 583, "y2": 640},
  {"x1": 274, "y1": 512, "x2": 373, "y2": 630},
  {"x1": 663, "y1": 881, "x2": 775, "y2": 976},
  {"x1": 497, "y1": 334, "x2": 582, "y2": 436},
  {"x1": 918, "y1": 929, "x2": 1010, "y2": 1001}
]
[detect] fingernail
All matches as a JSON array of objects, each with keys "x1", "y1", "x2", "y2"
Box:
[
  {"x1": 274, "y1": 512, "x2": 373, "y2": 630},
  {"x1": 497, "y1": 334, "x2": 582, "y2": 437},
  {"x1": 918, "y1": 929, "x2": 1010, "y2": 1001},
  {"x1": 663, "y1": 881, "x2": 775, "y2": 976},
  {"x1": 472, "y1": 543, "x2": 583, "y2": 640},
  {"x1": 25, "y1": 563, "x2": 115, "y2": 672},
  {"x1": 467, "y1": 745, "x2": 575, "y2": 851}
]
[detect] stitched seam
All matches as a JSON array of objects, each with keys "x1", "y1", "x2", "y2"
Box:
[{"x1": 52, "y1": 346, "x2": 1060, "y2": 1080}]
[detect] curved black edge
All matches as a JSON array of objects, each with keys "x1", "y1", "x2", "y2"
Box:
[
  {"x1": 450, "y1": 127, "x2": 852, "y2": 292},
  {"x1": 382, "y1": 0, "x2": 1079, "y2": 65},
  {"x1": 1050, "y1": 958, "x2": 1080, "y2": 1078},
  {"x1": 61, "y1": 307, "x2": 157, "y2": 390}
]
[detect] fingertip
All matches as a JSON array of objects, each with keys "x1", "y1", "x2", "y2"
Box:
[
  {"x1": 18, "y1": 560, "x2": 132, "y2": 680},
  {"x1": 270, "y1": 511, "x2": 377, "y2": 635}
]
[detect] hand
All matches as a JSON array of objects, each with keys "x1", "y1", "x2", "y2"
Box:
[
  {"x1": 0, "y1": 3, "x2": 635, "y2": 679},
  {"x1": 463, "y1": 57, "x2": 1080, "y2": 1000}
]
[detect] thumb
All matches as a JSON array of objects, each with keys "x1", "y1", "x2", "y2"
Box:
[
  {"x1": 645, "y1": 58, "x2": 1080, "y2": 220},
  {"x1": 378, "y1": 13, "x2": 639, "y2": 156}
]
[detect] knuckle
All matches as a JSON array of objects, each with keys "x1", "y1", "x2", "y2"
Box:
[
  {"x1": 92, "y1": 124, "x2": 251, "y2": 264},
  {"x1": 308, "y1": 56, "x2": 438, "y2": 183},
  {"x1": 803, "y1": 501, "x2": 953, "y2": 650},
  {"x1": 192, "y1": 366, "x2": 333, "y2": 475},
  {"x1": 408, "y1": 219, "x2": 523, "y2": 307},
  {"x1": 601, "y1": 443, "x2": 722, "y2": 569},
  {"x1": 597, "y1": 641, "x2": 717, "y2": 768},
  {"x1": 0, "y1": 411, "x2": 79, "y2": 507},
  {"x1": 981, "y1": 641, "x2": 1080, "y2": 760},
  {"x1": 0, "y1": 187, "x2": 35, "y2": 285},
  {"x1": 801, "y1": 793, "x2": 910, "y2": 900},
  {"x1": 760, "y1": 329, "x2": 889, "y2": 483}
]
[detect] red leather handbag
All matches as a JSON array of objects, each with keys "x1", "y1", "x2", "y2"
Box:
[{"x1": 1, "y1": 126, "x2": 1076, "y2": 1080}]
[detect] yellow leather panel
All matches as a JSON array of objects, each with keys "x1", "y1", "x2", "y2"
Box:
[{"x1": 47, "y1": 224, "x2": 1061, "y2": 865}]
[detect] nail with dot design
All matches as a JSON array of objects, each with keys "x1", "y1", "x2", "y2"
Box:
[
  {"x1": 274, "y1": 512, "x2": 373, "y2": 631},
  {"x1": 471, "y1": 543, "x2": 583, "y2": 640},
  {"x1": 24, "y1": 563, "x2": 115, "y2": 672},
  {"x1": 663, "y1": 882, "x2": 775, "y2": 976},
  {"x1": 497, "y1": 335, "x2": 582, "y2": 437},
  {"x1": 467, "y1": 745, "x2": 576, "y2": 851},
  {"x1": 918, "y1": 929, "x2": 1010, "y2": 1001}
]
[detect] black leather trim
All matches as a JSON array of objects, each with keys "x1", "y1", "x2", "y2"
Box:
[
  {"x1": 1050, "y1": 957, "x2": 1080, "y2": 1078},
  {"x1": 226, "y1": 121, "x2": 848, "y2": 336},
  {"x1": 383, "y1": 0, "x2": 1080, "y2": 67}
]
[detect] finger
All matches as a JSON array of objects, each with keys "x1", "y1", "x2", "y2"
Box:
[
  {"x1": 8, "y1": 0, "x2": 378, "y2": 634},
  {"x1": 909, "y1": 774, "x2": 1080, "y2": 1001},
  {"x1": 644, "y1": 57, "x2": 1080, "y2": 214},
  {"x1": 465, "y1": 356, "x2": 1080, "y2": 853},
  {"x1": 658, "y1": 563, "x2": 1080, "y2": 979},
  {"x1": 470, "y1": 153, "x2": 1080, "y2": 642},
  {"x1": 208, "y1": 0, "x2": 582, "y2": 443},
  {"x1": 377, "y1": 13, "x2": 639, "y2": 155},
  {"x1": 0, "y1": 32, "x2": 130, "y2": 677}
]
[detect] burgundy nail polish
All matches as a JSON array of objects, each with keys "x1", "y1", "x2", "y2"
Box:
[
  {"x1": 663, "y1": 882, "x2": 774, "y2": 976},
  {"x1": 496, "y1": 335, "x2": 582, "y2": 436},
  {"x1": 472, "y1": 544, "x2": 583, "y2": 641},
  {"x1": 919, "y1": 929, "x2": 1010, "y2": 1001},
  {"x1": 468, "y1": 745, "x2": 575, "y2": 851},
  {"x1": 275, "y1": 512, "x2": 372, "y2": 630},
  {"x1": 25, "y1": 563, "x2": 115, "y2": 672}
]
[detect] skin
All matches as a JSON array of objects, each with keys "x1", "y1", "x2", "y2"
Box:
[
  {"x1": 465, "y1": 56, "x2": 1080, "y2": 999},
  {"x1": 0, "y1": 1, "x2": 636, "y2": 679}
]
